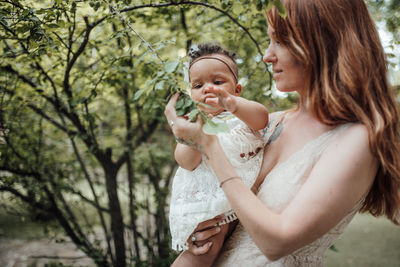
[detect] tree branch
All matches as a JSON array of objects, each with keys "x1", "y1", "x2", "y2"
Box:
[
  {"x1": 53, "y1": 31, "x2": 73, "y2": 55},
  {"x1": 0, "y1": 166, "x2": 38, "y2": 178},
  {"x1": 27, "y1": 103, "x2": 76, "y2": 134},
  {"x1": 68, "y1": 136, "x2": 114, "y2": 263},
  {"x1": 0, "y1": 65, "x2": 37, "y2": 88},
  {"x1": 0, "y1": 65, "x2": 64, "y2": 112},
  {"x1": 93, "y1": 1, "x2": 267, "y2": 63},
  {"x1": 83, "y1": 100, "x2": 99, "y2": 147},
  {"x1": 0, "y1": 186, "x2": 48, "y2": 210},
  {"x1": 66, "y1": 188, "x2": 110, "y2": 213},
  {"x1": 121, "y1": 84, "x2": 142, "y2": 260},
  {"x1": 0, "y1": 0, "x2": 24, "y2": 9},
  {"x1": 1, "y1": 66, "x2": 104, "y2": 164},
  {"x1": 63, "y1": 16, "x2": 93, "y2": 99}
]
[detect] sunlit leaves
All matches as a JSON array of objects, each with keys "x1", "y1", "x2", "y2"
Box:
[
  {"x1": 201, "y1": 112, "x2": 230, "y2": 134},
  {"x1": 265, "y1": 0, "x2": 287, "y2": 18},
  {"x1": 89, "y1": 1, "x2": 102, "y2": 11},
  {"x1": 164, "y1": 61, "x2": 179, "y2": 73},
  {"x1": 175, "y1": 93, "x2": 196, "y2": 116},
  {"x1": 0, "y1": 1, "x2": 290, "y2": 264}
]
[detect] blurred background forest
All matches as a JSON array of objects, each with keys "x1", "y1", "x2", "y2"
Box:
[{"x1": 0, "y1": 0, "x2": 399, "y2": 266}]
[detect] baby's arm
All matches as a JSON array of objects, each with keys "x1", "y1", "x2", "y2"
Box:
[
  {"x1": 231, "y1": 96, "x2": 269, "y2": 131},
  {"x1": 175, "y1": 143, "x2": 202, "y2": 171},
  {"x1": 205, "y1": 87, "x2": 269, "y2": 131}
]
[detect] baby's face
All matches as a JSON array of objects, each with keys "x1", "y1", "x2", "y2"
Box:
[{"x1": 190, "y1": 55, "x2": 238, "y2": 115}]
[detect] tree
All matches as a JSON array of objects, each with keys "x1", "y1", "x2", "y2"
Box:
[
  {"x1": 367, "y1": 0, "x2": 400, "y2": 87},
  {"x1": 367, "y1": 0, "x2": 400, "y2": 43},
  {"x1": 0, "y1": 0, "x2": 282, "y2": 266}
]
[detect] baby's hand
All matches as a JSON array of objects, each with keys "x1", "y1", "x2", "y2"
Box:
[{"x1": 204, "y1": 87, "x2": 238, "y2": 113}]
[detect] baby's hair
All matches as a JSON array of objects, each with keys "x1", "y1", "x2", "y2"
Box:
[
  {"x1": 188, "y1": 42, "x2": 237, "y2": 63},
  {"x1": 188, "y1": 43, "x2": 239, "y2": 81}
]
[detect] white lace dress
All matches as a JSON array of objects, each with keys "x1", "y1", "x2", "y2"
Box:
[
  {"x1": 214, "y1": 112, "x2": 360, "y2": 266},
  {"x1": 169, "y1": 112, "x2": 266, "y2": 251}
]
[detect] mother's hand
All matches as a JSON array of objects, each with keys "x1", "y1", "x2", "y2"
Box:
[
  {"x1": 171, "y1": 215, "x2": 229, "y2": 267},
  {"x1": 164, "y1": 93, "x2": 215, "y2": 151},
  {"x1": 187, "y1": 215, "x2": 225, "y2": 255}
]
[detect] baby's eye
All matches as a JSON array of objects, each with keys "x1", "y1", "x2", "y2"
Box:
[
  {"x1": 214, "y1": 80, "x2": 223, "y2": 85},
  {"x1": 193, "y1": 84, "x2": 202, "y2": 89}
]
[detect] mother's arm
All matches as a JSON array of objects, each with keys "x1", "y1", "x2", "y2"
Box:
[
  {"x1": 203, "y1": 123, "x2": 377, "y2": 260},
  {"x1": 165, "y1": 94, "x2": 377, "y2": 261}
]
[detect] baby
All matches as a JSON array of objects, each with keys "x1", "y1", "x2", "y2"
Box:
[{"x1": 169, "y1": 43, "x2": 269, "y2": 250}]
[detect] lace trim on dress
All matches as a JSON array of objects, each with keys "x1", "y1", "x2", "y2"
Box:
[
  {"x1": 172, "y1": 208, "x2": 242, "y2": 250},
  {"x1": 218, "y1": 209, "x2": 238, "y2": 225}
]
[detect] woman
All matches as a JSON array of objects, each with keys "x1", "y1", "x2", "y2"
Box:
[{"x1": 165, "y1": 0, "x2": 400, "y2": 266}]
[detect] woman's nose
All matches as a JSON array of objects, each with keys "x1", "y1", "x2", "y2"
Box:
[{"x1": 263, "y1": 48, "x2": 276, "y2": 63}]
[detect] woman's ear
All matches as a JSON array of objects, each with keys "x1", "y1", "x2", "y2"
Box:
[{"x1": 235, "y1": 84, "x2": 242, "y2": 96}]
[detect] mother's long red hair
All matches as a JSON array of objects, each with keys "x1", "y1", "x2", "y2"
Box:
[{"x1": 266, "y1": 0, "x2": 400, "y2": 224}]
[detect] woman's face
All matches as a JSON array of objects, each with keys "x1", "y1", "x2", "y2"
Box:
[{"x1": 263, "y1": 26, "x2": 305, "y2": 93}]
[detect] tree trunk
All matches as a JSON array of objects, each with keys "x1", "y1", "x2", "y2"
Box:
[{"x1": 104, "y1": 163, "x2": 126, "y2": 267}]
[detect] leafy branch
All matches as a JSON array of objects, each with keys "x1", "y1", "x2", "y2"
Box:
[
  {"x1": 98, "y1": 0, "x2": 286, "y2": 135},
  {"x1": 102, "y1": 0, "x2": 233, "y2": 134}
]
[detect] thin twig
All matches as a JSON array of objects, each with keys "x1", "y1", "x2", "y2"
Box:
[
  {"x1": 93, "y1": 1, "x2": 268, "y2": 69},
  {"x1": 29, "y1": 255, "x2": 89, "y2": 260},
  {"x1": 103, "y1": 0, "x2": 164, "y2": 64}
]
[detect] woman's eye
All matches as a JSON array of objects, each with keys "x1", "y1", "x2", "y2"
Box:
[{"x1": 270, "y1": 37, "x2": 280, "y2": 46}]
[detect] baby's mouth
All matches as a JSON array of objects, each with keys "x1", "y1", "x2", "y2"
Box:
[{"x1": 203, "y1": 95, "x2": 214, "y2": 103}]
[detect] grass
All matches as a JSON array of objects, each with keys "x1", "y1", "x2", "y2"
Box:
[
  {"x1": 1, "y1": 207, "x2": 399, "y2": 266},
  {"x1": 326, "y1": 213, "x2": 400, "y2": 267},
  {"x1": 0, "y1": 210, "x2": 50, "y2": 239},
  {"x1": 0, "y1": 205, "x2": 66, "y2": 240}
]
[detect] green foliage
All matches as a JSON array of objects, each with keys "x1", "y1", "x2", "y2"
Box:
[
  {"x1": 0, "y1": 0, "x2": 290, "y2": 266},
  {"x1": 265, "y1": 0, "x2": 287, "y2": 18},
  {"x1": 201, "y1": 112, "x2": 230, "y2": 134},
  {"x1": 368, "y1": 0, "x2": 400, "y2": 44}
]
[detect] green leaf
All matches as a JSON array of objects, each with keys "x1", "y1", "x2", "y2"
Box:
[
  {"x1": 175, "y1": 96, "x2": 185, "y2": 110},
  {"x1": 266, "y1": 0, "x2": 275, "y2": 10},
  {"x1": 154, "y1": 80, "x2": 165, "y2": 90},
  {"x1": 329, "y1": 245, "x2": 339, "y2": 252},
  {"x1": 232, "y1": 5, "x2": 244, "y2": 15},
  {"x1": 47, "y1": 24, "x2": 60, "y2": 28},
  {"x1": 202, "y1": 118, "x2": 230, "y2": 135},
  {"x1": 197, "y1": 102, "x2": 215, "y2": 110},
  {"x1": 57, "y1": 20, "x2": 65, "y2": 28},
  {"x1": 188, "y1": 108, "x2": 199, "y2": 122},
  {"x1": 182, "y1": 98, "x2": 193, "y2": 109},
  {"x1": 274, "y1": 0, "x2": 287, "y2": 18},
  {"x1": 164, "y1": 61, "x2": 179, "y2": 73},
  {"x1": 37, "y1": 48, "x2": 47, "y2": 56},
  {"x1": 134, "y1": 89, "x2": 145, "y2": 100}
]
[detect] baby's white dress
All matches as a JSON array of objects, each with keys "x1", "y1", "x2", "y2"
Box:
[
  {"x1": 169, "y1": 112, "x2": 266, "y2": 251},
  {"x1": 214, "y1": 112, "x2": 360, "y2": 266}
]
